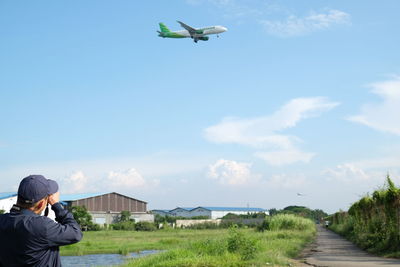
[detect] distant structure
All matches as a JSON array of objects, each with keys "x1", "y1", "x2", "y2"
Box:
[
  {"x1": 0, "y1": 191, "x2": 153, "y2": 224},
  {"x1": 61, "y1": 192, "x2": 153, "y2": 224},
  {"x1": 152, "y1": 206, "x2": 267, "y2": 219},
  {"x1": 0, "y1": 192, "x2": 17, "y2": 213}
]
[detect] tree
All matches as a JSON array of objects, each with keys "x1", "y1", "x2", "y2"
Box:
[
  {"x1": 70, "y1": 206, "x2": 98, "y2": 230},
  {"x1": 119, "y1": 210, "x2": 132, "y2": 222},
  {"x1": 0, "y1": 209, "x2": 5, "y2": 214}
]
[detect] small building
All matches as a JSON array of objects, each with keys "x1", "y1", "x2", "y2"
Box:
[
  {"x1": 152, "y1": 206, "x2": 267, "y2": 219},
  {"x1": 192, "y1": 207, "x2": 267, "y2": 219},
  {"x1": 169, "y1": 207, "x2": 193, "y2": 218},
  {"x1": 61, "y1": 192, "x2": 153, "y2": 225},
  {"x1": 0, "y1": 193, "x2": 17, "y2": 213}
]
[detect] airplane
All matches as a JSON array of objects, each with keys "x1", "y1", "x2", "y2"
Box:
[{"x1": 157, "y1": 21, "x2": 227, "y2": 43}]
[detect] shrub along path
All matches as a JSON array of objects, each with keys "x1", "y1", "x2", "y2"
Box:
[{"x1": 301, "y1": 225, "x2": 400, "y2": 267}]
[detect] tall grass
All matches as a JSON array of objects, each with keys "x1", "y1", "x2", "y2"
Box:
[
  {"x1": 60, "y1": 215, "x2": 316, "y2": 266},
  {"x1": 125, "y1": 216, "x2": 316, "y2": 267},
  {"x1": 269, "y1": 214, "x2": 315, "y2": 231}
]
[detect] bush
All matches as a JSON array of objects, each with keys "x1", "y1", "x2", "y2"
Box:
[
  {"x1": 135, "y1": 221, "x2": 156, "y2": 231},
  {"x1": 0, "y1": 209, "x2": 5, "y2": 214},
  {"x1": 185, "y1": 222, "x2": 219, "y2": 229},
  {"x1": 269, "y1": 214, "x2": 315, "y2": 231},
  {"x1": 257, "y1": 216, "x2": 271, "y2": 232},
  {"x1": 227, "y1": 226, "x2": 259, "y2": 260},
  {"x1": 112, "y1": 221, "x2": 136, "y2": 230}
]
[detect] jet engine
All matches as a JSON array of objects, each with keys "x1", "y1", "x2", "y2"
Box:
[{"x1": 198, "y1": 36, "x2": 209, "y2": 41}]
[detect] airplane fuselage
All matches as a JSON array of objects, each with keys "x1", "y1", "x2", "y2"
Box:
[
  {"x1": 169, "y1": 26, "x2": 227, "y2": 38},
  {"x1": 158, "y1": 22, "x2": 227, "y2": 42}
]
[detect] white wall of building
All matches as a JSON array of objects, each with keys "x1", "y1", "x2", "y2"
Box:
[
  {"x1": 0, "y1": 196, "x2": 17, "y2": 213},
  {"x1": 210, "y1": 210, "x2": 250, "y2": 219}
]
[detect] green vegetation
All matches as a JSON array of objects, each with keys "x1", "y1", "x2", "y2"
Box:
[
  {"x1": 125, "y1": 215, "x2": 315, "y2": 267},
  {"x1": 0, "y1": 209, "x2": 5, "y2": 214},
  {"x1": 269, "y1": 206, "x2": 327, "y2": 222},
  {"x1": 70, "y1": 206, "x2": 100, "y2": 231},
  {"x1": 328, "y1": 175, "x2": 400, "y2": 257},
  {"x1": 60, "y1": 215, "x2": 315, "y2": 266}
]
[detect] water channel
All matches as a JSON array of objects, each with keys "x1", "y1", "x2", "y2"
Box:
[{"x1": 61, "y1": 250, "x2": 161, "y2": 267}]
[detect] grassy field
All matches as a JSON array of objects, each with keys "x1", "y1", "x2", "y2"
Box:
[{"x1": 60, "y1": 215, "x2": 316, "y2": 266}]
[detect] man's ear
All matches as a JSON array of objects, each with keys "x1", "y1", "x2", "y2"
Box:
[{"x1": 36, "y1": 199, "x2": 45, "y2": 210}]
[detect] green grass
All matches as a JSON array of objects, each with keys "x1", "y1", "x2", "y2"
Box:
[
  {"x1": 60, "y1": 215, "x2": 316, "y2": 266},
  {"x1": 126, "y1": 228, "x2": 315, "y2": 267},
  {"x1": 60, "y1": 229, "x2": 229, "y2": 256}
]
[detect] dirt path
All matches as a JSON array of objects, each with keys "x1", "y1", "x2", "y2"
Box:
[{"x1": 296, "y1": 225, "x2": 400, "y2": 267}]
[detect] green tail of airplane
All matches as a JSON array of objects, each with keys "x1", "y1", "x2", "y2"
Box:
[{"x1": 159, "y1": 23, "x2": 171, "y2": 33}]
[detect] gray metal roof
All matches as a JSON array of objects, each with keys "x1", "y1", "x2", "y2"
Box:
[
  {"x1": 60, "y1": 192, "x2": 109, "y2": 201},
  {"x1": 60, "y1": 192, "x2": 147, "y2": 203}
]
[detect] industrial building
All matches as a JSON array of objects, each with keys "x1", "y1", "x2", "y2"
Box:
[
  {"x1": 0, "y1": 191, "x2": 153, "y2": 224},
  {"x1": 152, "y1": 206, "x2": 267, "y2": 219},
  {"x1": 61, "y1": 192, "x2": 153, "y2": 224}
]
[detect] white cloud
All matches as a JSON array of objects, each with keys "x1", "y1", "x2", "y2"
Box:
[
  {"x1": 61, "y1": 171, "x2": 90, "y2": 194},
  {"x1": 207, "y1": 159, "x2": 255, "y2": 185},
  {"x1": 261, "y1": 9, "x2": 351, "y2": 37},
  {"x1": 350, "y1": 156, "x2": 400, "y2": 170},
  {"x1": 255, "y1": 149, "x2": 315, "y2": 166},
  {"x1": 107, "y1": 168, "x2": 147, "y2": 188},
  {"x1": 348, "y1": 76, "x2": 400, "y2": 135},
  {"x1": 324, "y1": 164, "x2": 371, "y2": 183},
  {"x1": 204, "y1": 97, "x2": 339, "y2": 165}
]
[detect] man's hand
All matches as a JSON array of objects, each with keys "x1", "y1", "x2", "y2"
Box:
[{"x1": 48, "y1": 191, "x2": 60, "y2": 206}]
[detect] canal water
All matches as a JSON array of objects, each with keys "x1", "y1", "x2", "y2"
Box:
[{"x1": 61, "y1": 250, "x2": 160, "y2": 267}]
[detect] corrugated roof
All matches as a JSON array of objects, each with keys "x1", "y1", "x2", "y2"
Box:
[
  {"x1": 170, "y1": 207, "x2": 194, "y2": 212},
  {"x1": 0, "y1": 192, "x2": 17, "y2": 200},
  {"x1": 60, "y1": 192, "x2": 147, "y2": 203},
  {"x1": 60, "y1": 192, "x2": 109, "y2": 201}
]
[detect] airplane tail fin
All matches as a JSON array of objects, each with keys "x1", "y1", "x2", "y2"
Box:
[{"x1": 159, "y1": 23, "x2": 171, "y2": 33}]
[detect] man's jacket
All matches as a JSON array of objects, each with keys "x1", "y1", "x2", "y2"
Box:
[{"x1": 0, "y1": 203, "x2": 82, "y2": 267}]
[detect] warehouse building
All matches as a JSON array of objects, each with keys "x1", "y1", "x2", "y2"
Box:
[
  {"x1": 61, "y1": 192, "x2": 153, "y2": 224},
  {"x1": 0, "y1": 191, "x2": 153, "y2": 224}
]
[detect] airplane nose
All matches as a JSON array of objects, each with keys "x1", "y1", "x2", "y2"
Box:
[{"x1": 221, "y1": 26, "x2": 228, "y2": 32}]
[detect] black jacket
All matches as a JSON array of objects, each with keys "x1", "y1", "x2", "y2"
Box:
[{"x1": 0, "y1": 203, "x2": 82, "y2": 267}]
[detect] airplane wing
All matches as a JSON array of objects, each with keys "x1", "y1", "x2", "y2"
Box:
[{"x1": 177, "y1": 21, "x2": 196, "y2": 34}]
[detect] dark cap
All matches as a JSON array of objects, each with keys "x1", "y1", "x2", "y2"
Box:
[{"x1": 18, "y1": 175, "x2": 59, "y2": 204}]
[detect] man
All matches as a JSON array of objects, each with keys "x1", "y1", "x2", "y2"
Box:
[{"x1": 0, "y1": 175, "x2": 82, "y2": 266}]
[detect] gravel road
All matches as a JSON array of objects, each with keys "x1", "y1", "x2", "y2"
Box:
[{"x1": 299, "y1": 225, "x2": 400, "y2": 267}]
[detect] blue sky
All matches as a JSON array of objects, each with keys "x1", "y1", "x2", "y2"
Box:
[{"x1": 1, "y1": 0, "x2": 400, "y2": 213}]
